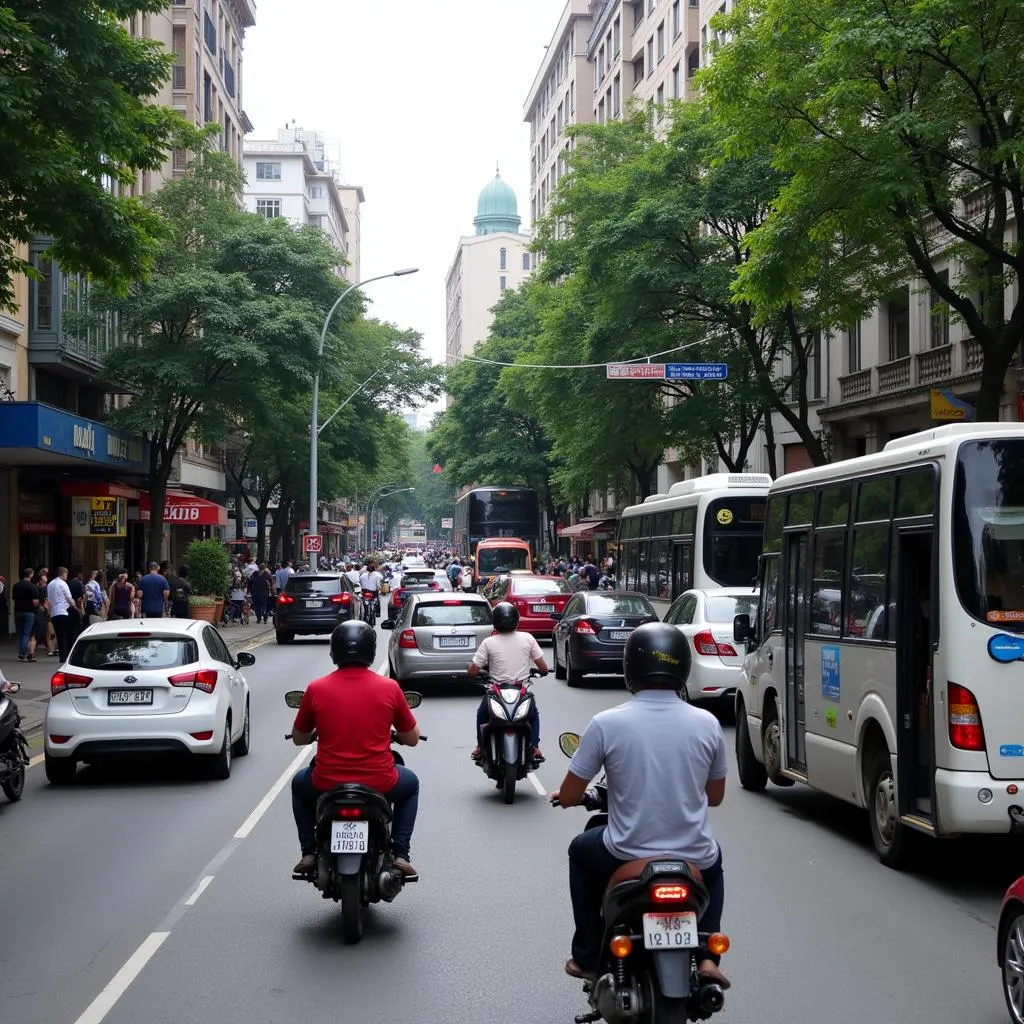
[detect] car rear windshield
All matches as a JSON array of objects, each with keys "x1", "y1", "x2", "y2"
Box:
[
  {"x1": 705, "y1": 595, "x2": 759, "y2": 623},
  {"x1": 584, "y1": 595, "x2": 655, "y2": 616},
  {"x1": 513, "y1": 577, "x2": 571, "y2": 596},
  {"x1": 411, "y1": 602, "x2": 492, "y2": 627},
  {"x1": 70, "y1": 636, "x2": 199, "y2": 671},
  {"x1": 285, "y1": 576, "x2": 343, "y2": 595},
  {"x1": 402, "y1": 571, "x2": 435, "y2": 584}
]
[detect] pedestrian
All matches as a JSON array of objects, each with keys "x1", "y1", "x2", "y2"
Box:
[
  {"x1": 275, "y1": 559, "x2": 294, "y2": 593},
  {"x1": 137, "y1": 562, "x2": 170, "y2": 618},
  {"x1": 12, "y1": 567, "x2": 39, "y2": 662},
  {"x1": 0, "y1": 574, "x2": 7, "y2": 638},
  {"x1": 249, "y1": 562, "x2": 274, "y2": 624},
  {"x1": 67, "y1": 569, "x2": 86, "y2": 639},
  {"x1": 46, "y1": 567, "x2": 75, "y2": 663},
  {"x1": 107, "y1": 571, "x2": 135, "y2": 620},
  {"x1": 84, "y1": 569, "x2": 106, "y2": 625},
  {"x1": 34, "y1": 571, "x2": 56, "y2": 657},
  {"x1": 165, "y1": 565, "x2": 191, "y2": 619}
]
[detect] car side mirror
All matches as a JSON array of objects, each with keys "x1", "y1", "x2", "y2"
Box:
[
  {"x1": 550, "y1": 612, "x2": 563, "y2": 621},
  {"x1": 733, "y1": 613, "x2": 752, "y2": 645},
  {"x1": 381, "y1": 619, "x2": 396, "y2": 630},
  {"x1": 235, "y1": 651, "x2": 256, "y2": 667}
]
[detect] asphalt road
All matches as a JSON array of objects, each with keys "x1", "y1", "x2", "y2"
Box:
[{"x1": 0, "y1": 621, "x2": 1018, "y2": 1024}]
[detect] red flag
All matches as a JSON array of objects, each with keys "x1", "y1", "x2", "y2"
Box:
[{"x1": 432, "y1": 464, "x2": 443, "y2": 474}]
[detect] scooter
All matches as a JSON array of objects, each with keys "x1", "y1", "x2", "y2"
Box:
[
  {"x1": 473, "y1": 668, "x2": 544, "y2": 805},
  {"x1": 0, "y1": 680, "x2": 30, "y2": 803},
  {"x1": 284, "y1": 689, "x2": 426, "y2": 944},
  {"x1": 553, "y1": 732, "x2": 730, "y2": 1024}
]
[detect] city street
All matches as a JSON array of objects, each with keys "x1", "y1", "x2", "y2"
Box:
[{"x1": 0, "y1": 625, "x2": 1015, "y2": 1024}]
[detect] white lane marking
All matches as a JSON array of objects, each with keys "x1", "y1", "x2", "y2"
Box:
[
  {"x1": 527, "y1": 771, "x2": 547, "y2": 796},
  {"x1": 234, "y1": 744, "x2": 312, "y2": 839},
  {"x1": 184, "y1": 875, "x2": 215, "y2": 907},
  {"x1": 29, "y1": 752, "x2": 44, "y2": 767},
  {"x1": 374, "y1": 658, "x2": 387, "y2": 675},
  {"x1": 72, "y1": 931, "x2": 170, "y2": 1024}
]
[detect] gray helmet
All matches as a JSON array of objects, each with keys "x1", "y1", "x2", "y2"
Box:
[
  {"x1": 330, "y1": 619, "x2": 377, "y2": 668},
  {"x1": 491, "y1": 602, "x2": 519, "y2": 633}
]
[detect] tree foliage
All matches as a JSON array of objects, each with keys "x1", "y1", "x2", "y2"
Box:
[
  {"x1": 704, "y1": 0, "x2": 1024, "y2": 420},
  {"x1": 0, "y1": 1, "x2": 187, "y2": 308}
]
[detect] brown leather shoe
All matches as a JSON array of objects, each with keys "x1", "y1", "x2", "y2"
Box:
[
  {"x1": 392, "y1": 857, "x2": 418, "y2": 877},
  {"x1": 698, "y1": 960, "x2": 731, "y2": 990},
  {"x1": 564, "y1": 959, "x2": 596, "y2": 980},
  {"x1": 292, "y1": 854, "x2": 315, "y2": 875}
]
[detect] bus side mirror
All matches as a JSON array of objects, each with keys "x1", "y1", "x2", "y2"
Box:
[{"x1": 733, "y1": 613, "x2": 752, "y2": 646}]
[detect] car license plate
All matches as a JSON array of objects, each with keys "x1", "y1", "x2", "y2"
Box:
[
  {"x1": 305, "y1": 599, "x2": 323, "y2": 608},
  {"x1": 107, "y1": 689, "x2": 154, "y2": 705},
  {"x1": 642, "y1": 911, "x2": 698, "y2": 950},
  {"x1": 533, "y1": 604, "x2": 555, "y2": 614},
  {"x1": 437, "y1": 636, "x2": 471, "y2": 648},
  {"x1": 609, "y1": 630, "x2": 631, "y2": 641},
  {"x1": 330, "y1": 820, "x2": 369, "y2": 853}
]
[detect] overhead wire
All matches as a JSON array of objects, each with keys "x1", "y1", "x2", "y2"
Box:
[{"x1": 455, "y1": 338, "x2": 710, "y2": 370}]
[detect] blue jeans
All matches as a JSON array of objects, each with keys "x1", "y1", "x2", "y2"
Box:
[
  {"x1": 476, "y1": 695, "x2": 540, "y2": 748},
  {"x1": 15, "y1": 612, "x2": 34, "y2": 658},
  {"x1": 291, "y1": 763, "x2": 419, "y2": 861},
  {"x1": 568, "y1": 825, "x2": 725, "y2": 973}
]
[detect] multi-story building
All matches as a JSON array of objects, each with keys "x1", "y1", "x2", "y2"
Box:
[
  {"x1": 242, "y1": 127, "x2": 364, "y2": 277},
  {"x1": 444, "y1": 173, "x2": 532, "y2": 372}
]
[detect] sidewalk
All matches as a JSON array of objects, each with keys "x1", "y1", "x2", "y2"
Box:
[{"x1": 0, "y1": 619, "x2": 275, "y2": 744}]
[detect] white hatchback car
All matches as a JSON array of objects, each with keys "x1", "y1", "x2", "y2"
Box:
[
  {"x1": 663, "y1": 589, "x2": 760, "y2": 704},
  {"x1": 43, "y1": 618, "x2": 254, "y2": 784}
]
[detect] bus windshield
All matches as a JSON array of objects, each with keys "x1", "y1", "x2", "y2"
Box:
[
  {"x1": 478, "y1": 547, "x2": 530, "y2": 574},
  {"x1": 704, "y1": 497, "x2": 767, "y2": 587},
  {"x1": 954, "y1": 440, "x2": 1024, "y2": 631}
]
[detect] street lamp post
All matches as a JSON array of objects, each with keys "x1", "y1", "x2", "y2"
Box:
[
  {"x1": 368, "y1": 487, "x2": 415, "y2": 552},
  {"x1": 308, "y1": 268, "x2": 418, "y2": 571}
]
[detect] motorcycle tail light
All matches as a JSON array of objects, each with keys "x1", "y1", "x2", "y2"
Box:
[
  {"x1": 650, "y1": 883, "x2": 690, "y2": 903},
  {"x1": 51, "y1": 672, "x2": 93, "y2": 696},
  {"x1": 338, "y1": 807, "x2": 362, "y2": 819}
]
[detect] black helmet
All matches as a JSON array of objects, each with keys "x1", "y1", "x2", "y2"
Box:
[
  {"x1": 330, "y1": 619, "x2": 377, "y2": 668},
  {"x1": 623, "y1": 622, "x2": 691, "y2": 695},
  {"x1": 492, "y1": 601, "x2": 520, "y2": 633}
]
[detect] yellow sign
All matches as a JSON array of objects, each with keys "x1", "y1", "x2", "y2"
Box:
[
  {"x1": 930, "y1": 388, "x2": 972, "y2": 421},
  {"x1": 71, "y1": 497, "x2": 127, "y2": 538},
  {"x1": 716, "y1": 508, "x2": 734, "y2": 525}
]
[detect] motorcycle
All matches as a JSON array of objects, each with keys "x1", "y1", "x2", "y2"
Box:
[
  {"x1": 0, "y1": 680, "x2": 30, "y2": 803},
  {"x1": 284, "y1": 688, "x2": 426, "y2": 944},
  {"x1": 473, "y1": 668, "x2": 544, "y2": 804},
  {"x1": 361, "y1": 589, "x2": 379, "y2": 627},
  {"x1": 553, "y1": 732, "x2": 729, "y2": 1024}
]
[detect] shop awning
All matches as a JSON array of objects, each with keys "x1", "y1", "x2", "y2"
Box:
[
  {"x1": 59, "y1": 482, "x2": 141, "y2": 500},
  {"x1": 318, "y1": 522, "x2": 344, "y2": 535},
  {"x1": 139, "y1": 491, "x2": 230, "y2": 526},
  {"x1": 557, "y1": 518, "x2": 618, "y2": 539}
]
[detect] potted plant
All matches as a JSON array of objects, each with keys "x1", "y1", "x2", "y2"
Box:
[{"x1": 184, "y1": 539, "x2": 231, "y2": 623}]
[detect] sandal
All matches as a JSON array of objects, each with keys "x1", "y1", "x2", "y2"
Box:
[{"x1": 698, "y1": 962, "x2": 731, "y2": 990}]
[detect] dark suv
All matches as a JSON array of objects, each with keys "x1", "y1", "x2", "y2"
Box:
[{"x1": 275, "y1": 573, "x2": 355, "y2": 644}]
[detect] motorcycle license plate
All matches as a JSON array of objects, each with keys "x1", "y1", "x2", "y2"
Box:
[
  {"x1": 642, "y1": 911, "x2": 698, "y2": 949},
  {"x1": 330, "y1": 820, "x2": 369, "y2": 853},
  {"x1": 533, "y1": 604, "x2": 555, "y2": 614},
  {"x1": 608, "y1": 630, "x2": 631, "y2": 641},
  {"x1": 437, "y1": 636, "x2": 471, "y2": 648},
  {"x1": 306, "y1": 600, "x2": 323, "y2": 608},
  {"x1": 107, "y1": 689, "x2": 153, "y2": 705}
]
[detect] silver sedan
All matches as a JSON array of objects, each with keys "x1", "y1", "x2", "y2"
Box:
[{"x1": 383, "y1": 592, "x2": 493, "y2": 686}]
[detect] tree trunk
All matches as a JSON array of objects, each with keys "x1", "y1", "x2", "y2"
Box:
[
  {"x1": 975, "y1": 342, "x2": 1013, "y2": 421},
  {"x1": 763, "y1": 412, "x2": 778, "y2": 477},
  {"x1": 145, "y1": 460, "x2": 172, "y2": 568}
]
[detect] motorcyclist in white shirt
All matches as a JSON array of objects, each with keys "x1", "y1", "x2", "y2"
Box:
[{"x1": 359, "y1": 561, "x2": 383, "y2": 616}]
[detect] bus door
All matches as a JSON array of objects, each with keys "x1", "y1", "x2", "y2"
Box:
[
  {"x1": 894, "y1": 527, "x2": 935, "y2": 820},
  {"x1": 671, "y1": 541, "x2": 693, "y2": 600},
  {"x1": 783, "y1": 531, "x2": 810, "y2": 773}
]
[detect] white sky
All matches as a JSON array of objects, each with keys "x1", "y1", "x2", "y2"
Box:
[{"x1": 243, "y1": 0, "x2": 562, "y2": 412}]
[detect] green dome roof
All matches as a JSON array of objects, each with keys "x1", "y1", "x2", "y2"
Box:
[{"x1": 474, "y1": 171, "x2": 521, "y2": 235}]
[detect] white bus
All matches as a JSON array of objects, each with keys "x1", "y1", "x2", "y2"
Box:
[
  {"x1": 615, "y1": 473, "x2": 772, "y2": 601},
  {"x1": 732, "y1": 423, "x2": 1024, "y2": 867}
]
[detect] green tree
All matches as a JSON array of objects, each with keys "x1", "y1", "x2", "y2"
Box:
[
  {"x1": 704, "y1": 0, "x2": 1024, "y2": 420},
  {"x1": 0, "y1": 1, "x2": 187, "y2": 308}
]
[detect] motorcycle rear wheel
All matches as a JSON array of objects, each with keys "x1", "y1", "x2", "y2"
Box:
[
  {"x1": 651, "y1": 991, "x2": 688, "y2": 1023},
  {"x1": 2, "y1": 765, "x2": 25, "y2": 802},
  {"x1": 502, "y1": 763, "x2": 516, "y2": 804},
  {"x1": 340, "y1": 873, "x2": 365, "y2": 944}
]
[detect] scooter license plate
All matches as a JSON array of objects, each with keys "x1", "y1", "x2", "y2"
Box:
[
  {"x1": 642, "y1": 911, "x2": 698, "y2": 949},
  {"x1": 330, "y1": 820, "x2": 369, "y2": 853}
]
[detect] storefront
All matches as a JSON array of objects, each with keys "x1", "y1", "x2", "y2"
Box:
[
  {"x1": 59, "y1": 482, "x2": 136, "y2": 573},
  {"x1": 556, "y1": 516, "x2": 619, "y2": 562},
  {"x1": 138, "y1": 491, "x2": 230, "y2": 568}
]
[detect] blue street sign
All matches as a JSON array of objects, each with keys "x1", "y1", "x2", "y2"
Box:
[{"x1": 665, "y1": 363, "x2": 729, "y2": 380}]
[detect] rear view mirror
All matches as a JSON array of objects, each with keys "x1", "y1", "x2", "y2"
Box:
[
  {"x1": 733, "y1": 613, "x2": 752, "y2": 645},
  {"x1": 235, "y1": 651, "x2": 256, "y2": 667},
  {"x1": 381, "y1": 619, "x2": 396, "y2": 630},
  {"x1": 404, "y1": 691, "x2": 422, "y2": 709},
  {"x1": 558, "y1": 731, "x2": 581, "y2": 758},
  {"x1": 550, "y1": 612, "x2": 563, "y2": 622},
  {"x1": 1, "y1": 681, "x2": 20, "y2": 694},
  {"x1": 284, "y1": 689, "x2": 304, "y2": 709}
]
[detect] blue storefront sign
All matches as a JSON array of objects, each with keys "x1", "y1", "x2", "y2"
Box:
[{"x1": 0, "y1": 402, "x2": 150, "y2": 472}]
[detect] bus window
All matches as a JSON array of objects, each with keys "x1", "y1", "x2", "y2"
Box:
[
  {"x1": 637, "y1": 541, "x2": 649, "y2": 594},
  {"x1": 763, "y1": 496, "x2": 784, "y2": 554},
  {"x1": 672, "y1": 542, "x2": 694, "y2": 597},
  {"x1": 818, "y1": 484, "x2": 852, "y2": 528},
  {"x1": 896, "y1": 467, "x2": 935, "y2": 518},
  {"x1": 704, "y1": 497, "x2": 766, "y2": 588},
  {"x1": 811, "y1": 530, "x2": 846, "y2": 635},
  {"x1": 639, "y1": 515, "x2": 651, "y2": 538},
  {"x1": 857, "y1": 477, "x2": 895, "y2": 522},
  {"x1": 849, "y1": 523, "x2": 891, "y2": 639},
  {"x1": 681, "y1": 507, "x2": 696, "y2": 536},
  {"x1": 760, "y1": 556, "x2": 780, "y2": 634},
  {"x1": 786, "y1": 492, "x2": 814, "y2": 526},
  {"x1": 654, "y1": 539, "x2": 670, "y2": 598}
]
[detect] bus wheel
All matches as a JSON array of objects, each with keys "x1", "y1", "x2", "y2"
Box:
[
  {"x1": 866, "y1": 746, "x2": 911, "y2": 869},
  {"x1": 762, "y1": 700, "x2": 794, "y2": 787},
  {"x1": 735, "y1": 703, "x2": 767, "y2": 792}
]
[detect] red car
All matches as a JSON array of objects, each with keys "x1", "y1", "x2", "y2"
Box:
[
  {"x1": 483, "y1": 574, "x2": 572, "y2": 638},
  {"x1": 998, "y1": 876, "x2": 1024, "y2": 1021}
]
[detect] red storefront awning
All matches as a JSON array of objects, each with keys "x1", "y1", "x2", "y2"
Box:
[
  {"x1": 557, "y1": 518, "x2": 617, "y2": 539},
  {"x1": 138, "y1": 491, "x2": 229, "y2": 527}
]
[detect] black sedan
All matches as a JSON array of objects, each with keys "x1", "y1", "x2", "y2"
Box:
[{"x1": 551, "y1": 590, "x2": 659, "y2": 687}]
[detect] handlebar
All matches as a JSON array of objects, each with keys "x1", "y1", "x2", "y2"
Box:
[{"x1": 550, "y1": 788, "x2": 604, "y2": 811}]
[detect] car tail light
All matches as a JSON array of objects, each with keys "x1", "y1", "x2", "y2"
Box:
[
  {"x1": 948, "y1": 682, "x2": 985, "y2": 750},
  {"x1": 278, "y1": 594, "x2": 296, "y2": 605},
  {"x1": 650, "y1": 883, "x2": 690, "y2": 903},
  {"x1": 428, "y1": 581, "x2": 440, "y2": 590},
  {"x1": 398, "y1": 630, "x2": 417, "y2": 649},
  {"x1": 169, "y1": 669, "x2": 218, "y2": 693},
  {"x1": 693, "y1": 630, "x2": 737, "y2": 657},
  {"x1": 338, "y1": 806, "x2": 362, "y2": 819},
  {"x1": 575, "y1": 619, "x2": 597, "y2": 635},
  {"x1": 393, "y1": 589, "x2": 404, "y2": 603},
  {"x1": 190, "y1": 730, "x2": 214, "y2": 741},
  {"x1": 330, "y1": 593, "x2": 352, "y2": 605},
  {"x1": 512, "y1": 597, "x2": 529, "y2": 612},
  {"x1": 116, "y1": 632, "x2": 151, "y2": 637},
  {"x1": 443, "y1": 600, "x2": 462, "y2": 606},
  {"x1": 49, "y1": 734, "x2": 71, "y2": 744},
  {"x1": 51, "y1": 672, "x2": 92, "y2": 696}
]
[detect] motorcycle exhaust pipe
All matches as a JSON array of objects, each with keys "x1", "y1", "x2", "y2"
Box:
[{"x1": 699, "y1": 982, "x2": 725, "y2": 1014}]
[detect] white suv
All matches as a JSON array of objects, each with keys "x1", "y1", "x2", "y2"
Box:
[{"x1": 44, "y1": 619, "x2": 253, "y2": 784}]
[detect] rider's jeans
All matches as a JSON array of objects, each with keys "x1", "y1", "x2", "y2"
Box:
[
  {"x1": 291, "y1": 763, "x2": 420, "y2": 861},
  {"x1": 476, "y1": 695, "x2": 540, "y2": 748},
  {"x1": 568, "y1": 825, "x2": 724, "y2": 972}
]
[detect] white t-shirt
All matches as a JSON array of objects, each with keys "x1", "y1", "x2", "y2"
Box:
[
  {"x1": 46, "y1": 577, "x2": 73, "y2": 618},
  {"x1": 359, "y1": 571, "x2": 382, "y2": 592},
  {"x1": 472, "y1": 631, "x2": 543, "y2": 683}
]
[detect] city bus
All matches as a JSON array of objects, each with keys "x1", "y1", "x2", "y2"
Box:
[
  {"x1": 452, "y1": 486, "x2": 541, "y2": 561},
  {"x1": 732, "y1": 423, "x2": 1024, "y2": 867},
  {"x1": 615, "y1": 473, "x2": 772, "y2": 601},
  {"x1": 397, "y1": 522, "x2": 427, "y2": 549},
  {"x1": 473, "y1": 537, "x2": 533, "y2": 589}
]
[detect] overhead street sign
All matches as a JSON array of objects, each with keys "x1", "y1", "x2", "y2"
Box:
[
  {"x1": 606, "y1": 363, "x2": 666, "y2": 379},
  {"x1": 665, "y1": 363, "x2": 729, "y2": 380},
  {"x1": 440, "y1": 517, "x2": 454, "y2": 529},
  {"x1": 302, "y1": 533, "x2": 323, "y2": 554}
]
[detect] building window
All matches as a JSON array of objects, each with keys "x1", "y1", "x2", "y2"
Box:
[
  {"x1": 672, "y1": 0, "x2": 681, "y2": 36},
  {"x1": 172, "y1": 148, "x2": 188, "y2": 171},
  {"x1": 309, "y1": 185, "x2": 324, "y2": 199},
  {"x1": 202, "y1": 71, "x2": 212, "y2": 123},
  {"x1": 172, "y1": 26, "x2": 186, "y2": 89},
  {"x1": 656, "y1": 83, "x2": 665, "y2": 107},
  {"x1": 522, "y1": 252, "x2": 530, "y2": 271},
  {"x1": 500, "y1": 276, "x2": 507, "y2": 292},
  {"x1": 499, "y1": 247, "x2": 507, "y2": 271},
  {"x1": 887, "y1": 288, "x2": 910, "y2": 360},
  {"x1": 657, "y1": 22, "x2": 665, "y2": 61},
  {"x1": 847, "y1": 321, "x2": 861, "y2": 373},
  {"x1": 930, "y1": 269, "x2": 950, "y2": 348},
  {"x1": 808, "y1": 332, "x2": 822, "y2": 399},
  {"x1": 687, "y1": 45, "x2": 700, "y2": 78},
  {"x1": 31, "y1": 257, "x2": 53, "y2": 330},
  {"x1": 203, "y1": 10, "x2": 217, "y2": 54},
  {"x1": 256, "y1": 161, "x2": 282, "y2": 181},
  {"x1": 647, "y1": 38, "x2": 654, "y2": 74},
  {"x1": 613, "y1": 73, "x2": 621, "y2": 115},
  {"x1": 256, "y1": 199, "x2": 281, "y2": 219},
  {"x1": 672, "y1": 63, "x2": 681, "y2": 97},
  {"x1": 613, "y1": 15, "x2": 621, "y2": 54}
]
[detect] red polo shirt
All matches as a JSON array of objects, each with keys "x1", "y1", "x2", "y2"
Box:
[{"x1": 293, "y1": 667, "x2": 417, "y2": 792}]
